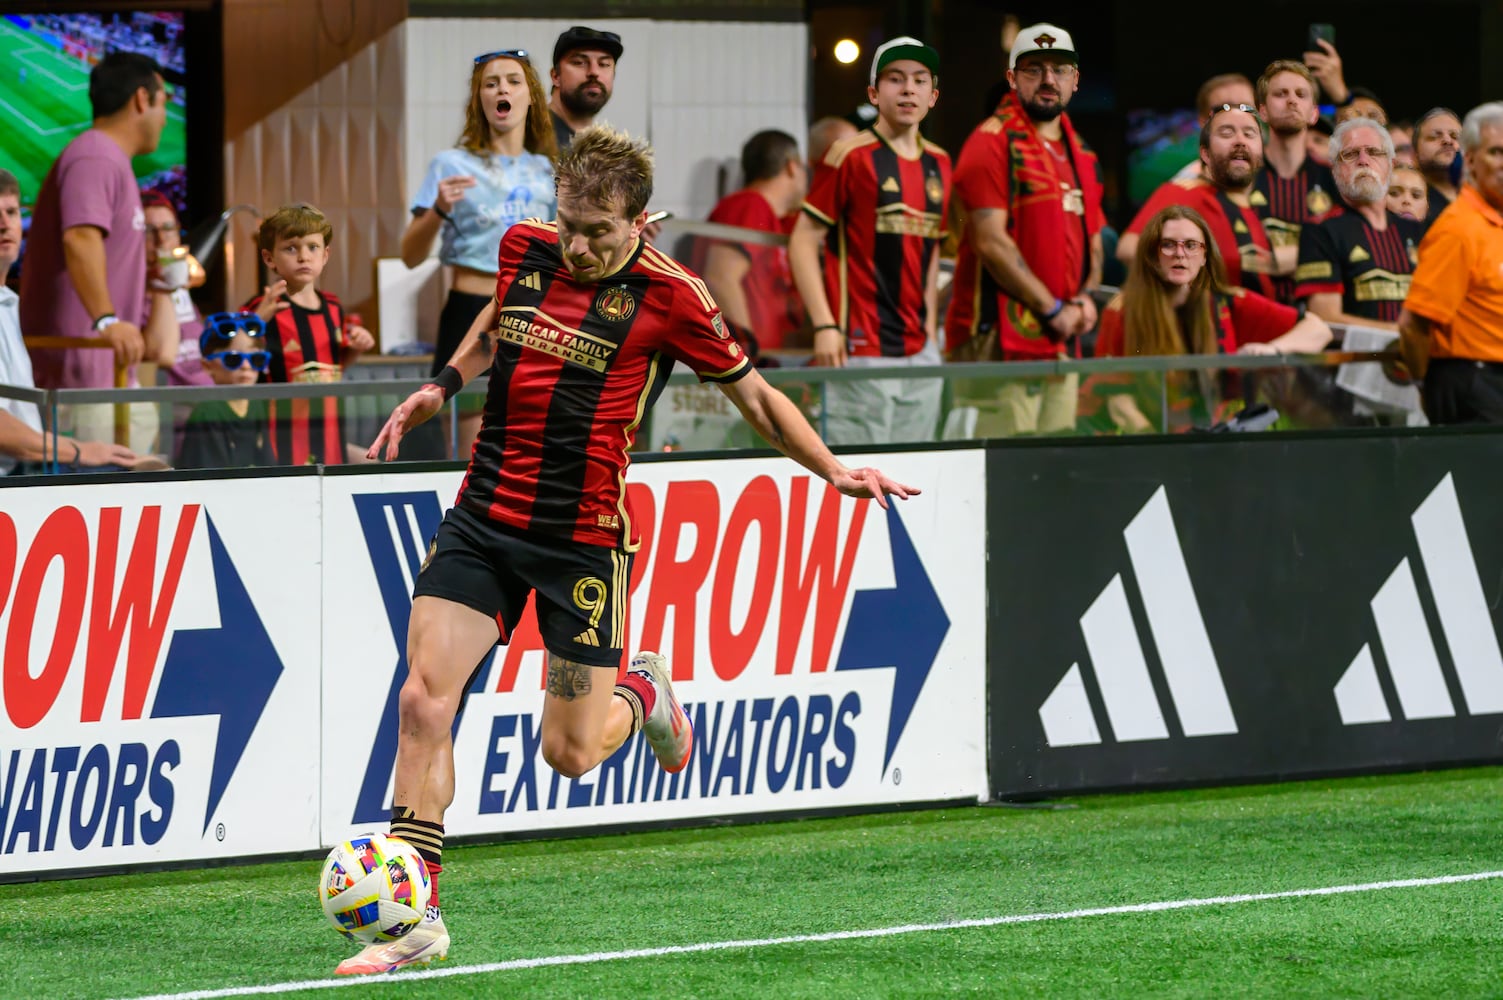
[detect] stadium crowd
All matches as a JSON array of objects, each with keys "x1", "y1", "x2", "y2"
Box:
[{"x1": 4, "y1": 20, "x2": 1503, "y2": 475}]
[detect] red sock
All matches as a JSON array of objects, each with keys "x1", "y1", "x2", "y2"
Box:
[
  {"x1": 616, "y1": 670, "x2": 656, "y2": 730},
  {"x1": 426, "y1": 862, "x2": 442, "y2": 909}
]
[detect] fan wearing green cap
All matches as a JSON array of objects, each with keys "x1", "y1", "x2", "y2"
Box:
[{"x1": 789, "y1": 36, "x2": 952, "y2": 445}]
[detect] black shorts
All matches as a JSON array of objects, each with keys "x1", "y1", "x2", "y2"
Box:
[
  {"x1": 413, "y1": 504, "x2": 633, "y2": 668},
  {"x1": 431, "y1": 289, "x2": 492, "y2": 374}
]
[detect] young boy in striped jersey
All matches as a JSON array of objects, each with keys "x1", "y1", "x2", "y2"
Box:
[
  {"x1": 789, "y1": 36, "x2": 952, "y2": 446},
  {"x1": 243, "y1": 204, "x2": 376, "y2": 464}
]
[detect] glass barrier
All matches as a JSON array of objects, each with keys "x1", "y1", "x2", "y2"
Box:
[
  {"x1": 1, "y1": 349, "x2": 1416, "y2": 477},
  {"x1": 641, "y1": 349, "x2": 1420, "y2": 450}
]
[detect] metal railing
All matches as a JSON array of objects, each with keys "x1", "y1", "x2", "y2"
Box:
[{"x1": 0, "y1": 337, "x2": 1415, "y2": 476}]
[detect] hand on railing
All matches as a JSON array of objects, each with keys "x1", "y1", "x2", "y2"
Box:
[
  {"x1": 75, "y1": 438, "x2": 138, "y2": 468},
  {"x1": 102, "y1": 321, "x2": 146, "y2": 366}
]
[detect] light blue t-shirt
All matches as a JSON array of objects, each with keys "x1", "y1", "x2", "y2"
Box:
[{"x1": 412, "y1": 147, "x2": 555, "y2": 273}]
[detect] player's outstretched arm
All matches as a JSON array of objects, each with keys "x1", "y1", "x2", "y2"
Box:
[
  {"x1": 719, "y1": 368, "x2": 919, "y2": 509},
  {"x1": 367, "y1": 297, "x2": 499, "y2": 461}
]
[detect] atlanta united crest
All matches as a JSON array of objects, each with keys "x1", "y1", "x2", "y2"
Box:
[{"x1": 595, "y1": 286, "x2": 636, "y2": 322}]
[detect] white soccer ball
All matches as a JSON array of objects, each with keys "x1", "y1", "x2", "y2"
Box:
[{"x1": 319, "y1": 833, "x2": 432, "y2": 943}]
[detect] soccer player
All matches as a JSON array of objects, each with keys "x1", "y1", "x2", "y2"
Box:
[
  {"x1": 340, "y1": 126, "x2": 918, "y2": 976},
  {"x1": 789, "y1": 36, "x2": 951, "y2": 445}
]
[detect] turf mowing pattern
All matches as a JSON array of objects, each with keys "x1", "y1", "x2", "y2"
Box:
[{"x1": 9, "y1": 767, "x2": 1503, "y2": 999}]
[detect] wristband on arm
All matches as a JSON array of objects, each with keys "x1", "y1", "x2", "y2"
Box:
[
  {"x1": 427, "y1": 365, "x2": 464, "y2": 401},
  {"x1": 1041, "y1": 298, "x2": 1065, "y2": 321}
]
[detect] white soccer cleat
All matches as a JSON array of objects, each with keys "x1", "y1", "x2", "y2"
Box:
[
  {"x1": 630, "y1": 651, "x2": 693, "y2": 773},
  {"x1": 335, "y1": 905, "x2": 449, "y2": 976}
]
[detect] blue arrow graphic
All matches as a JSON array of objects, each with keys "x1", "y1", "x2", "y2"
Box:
[
  {"x1": 834, "y1": 504, "x2": 949, "y2": 776},
  {"x1": 153, "y1": 513, "x2": 284, "y2": 834}
]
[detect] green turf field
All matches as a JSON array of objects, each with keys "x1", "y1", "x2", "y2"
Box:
[
  {"x1": 0, "y1": 20, "x2": 186, "y2": 206},
  {"x1": 10, "y1": 767, "x2": 1503, "y2": 999}
]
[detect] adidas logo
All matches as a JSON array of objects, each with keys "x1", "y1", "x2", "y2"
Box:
[
  {"x1": 1349, "y1": 245, "x2": 1371, "y2": 263},
  {"x1": 519, "y1": 270, "x2": 543, "y2": 291},
  {"x1": 1334, "y1": 474, "x2": 1503, "y2": 724},
  {"x1": 1038, "y1": 488, "x2": 1237, "y2": 747},
  {"x1": 573, "y1": 628, "x2": 600, "y2": 647},
  {"x1": 1233, "y1": 219, "x2": 1249, "y2": 234},
  {"x1": 881, "y1": 176, "x2": 901, "y2": 194}
]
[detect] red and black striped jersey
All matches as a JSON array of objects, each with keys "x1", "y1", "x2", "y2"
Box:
[
  {"x1": 1251, "y1": 157, "x2": 1338, "y2": 303},
  {"x1": 1293, "y1": 208, "x2": 1427, "y2": 323},
  {"x1": 802, "y1": 128, "x2": 951, "y2": 358},
  {"x1": 241, "y1": 289, "x2": 347, "y2": 466},
  {"x1": 459, "y1": 219, "x2": 751, "y2": 550}
]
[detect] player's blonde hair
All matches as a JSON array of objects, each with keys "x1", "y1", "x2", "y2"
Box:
[{"x1": 554, "y1": 126, "x2": 654, "y2": 217}]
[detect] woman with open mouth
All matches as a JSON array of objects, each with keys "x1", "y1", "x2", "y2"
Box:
[
  {"x1": 1088, "y1": 204, "x2": 1331, "y2": 433},
  {"x1": 401, "y1": 48, "x2": 558, "y2": 457}
]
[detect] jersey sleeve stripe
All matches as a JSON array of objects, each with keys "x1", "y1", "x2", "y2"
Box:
[
  {"x1": 699, "y1": 358, "x2": 752, "y2": 383},
  {"x1": 638, "y1": 252, "x2": 717, "y2": 312},
  {"x1": 801, "y1": 200, "x2": 836, "y2": 226}
]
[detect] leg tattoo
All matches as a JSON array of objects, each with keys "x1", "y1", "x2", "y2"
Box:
[{"x1": 546, "y1": 654, "x2": 595, "y2": 701}]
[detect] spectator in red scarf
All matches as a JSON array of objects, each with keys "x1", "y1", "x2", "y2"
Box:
[{"x1": 944, "y1": 22, "x2": 1104, "y2": 435}]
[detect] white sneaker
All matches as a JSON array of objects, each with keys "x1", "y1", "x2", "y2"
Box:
[
  {"x1": 335, "y1": 905, "x2": 449, "y2": 975},
  {"x1": 630, "y1": 651, "x2": 693, "y2": 773}
]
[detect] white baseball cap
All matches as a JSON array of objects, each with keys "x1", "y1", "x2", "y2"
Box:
[
  {"x1": 869, "y1": 36, "x2": 940, "y2": 86},
  {"x1": 1009, "y1": 23, "x2": 1077, "y2": 71}
]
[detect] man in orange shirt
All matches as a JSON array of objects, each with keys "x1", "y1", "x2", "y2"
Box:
[{"x1": 1398, "y1": 102, "x2": 1503, "y2": 424}]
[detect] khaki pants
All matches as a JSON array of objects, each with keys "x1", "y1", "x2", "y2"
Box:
[
  {"x1": 948, "y1": 331, "x2": 1080, "y2": 436},
  {"x1": 992, "y1": 375, "x2": 1080, "y2": 435},
  {"x1": 58, "y1": 402, "x2": 160, "y2": 456},
  {"x1": 821, "y1": 341, "x2": 943, "y2": 446}
]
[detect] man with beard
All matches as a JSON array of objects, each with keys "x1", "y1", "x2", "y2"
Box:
[
  {"x1": 1295, "y1": 119, "x2": 1425, "y2": 331},
  {"x1": 1171, "y1": 73, "x2": 1255, "y2": 181},
  {"x1": 1414, "y1": 107, "x2": 1462, "y2": 220},
  {"x1": 1252, "y1": 60, "x2": 1337, "y2": 302},
  {"x1": 549, "y1": 26, "x2": 621, "y2": 152},
  {"x1": 943, "y1": 22, "x2": 1104, "y2": 436},
  {"x1": 1121, "y1": 104, "x2": 1288, "y2": 300},
  {"x1": 1400, "y1": 102, "x2": 1503, "y2": 423}
]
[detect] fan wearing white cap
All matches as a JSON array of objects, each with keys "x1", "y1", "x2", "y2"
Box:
[
  {"x1": 943, "y1": 22, "x2": 1106, "y2": 436},
  {"x1": 788, "y1": 36, "x2": 952, "y2": 445}
]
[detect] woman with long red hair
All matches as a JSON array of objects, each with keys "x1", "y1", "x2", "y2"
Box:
[
  {"x1": 401, "y1": 49, "x2": 558, "y2": 453},
  {"x1": 1093, "y1": 204, "x2": 1330, "y2": 431}
]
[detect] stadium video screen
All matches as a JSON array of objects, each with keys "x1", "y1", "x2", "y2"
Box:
[
  {"x1": 1125, "y1": 108, "x2": 1200, "y2": 208},
  {"x1": 0, "y1": 10, "x2": 188, "y2": 221}
]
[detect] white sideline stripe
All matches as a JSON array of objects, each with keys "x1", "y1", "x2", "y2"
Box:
[{"x1": 117, "y1": 870, "x2": 1503, "y2": 1000}]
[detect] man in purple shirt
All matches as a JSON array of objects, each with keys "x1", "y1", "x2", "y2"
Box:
[{"x1": 20, "y1": 51, "x2": 179, "y2": 450}]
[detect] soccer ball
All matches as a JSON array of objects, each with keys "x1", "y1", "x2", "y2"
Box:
[{"x1": 319, "y1": 833, "x2": 432, "y2": 943}]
